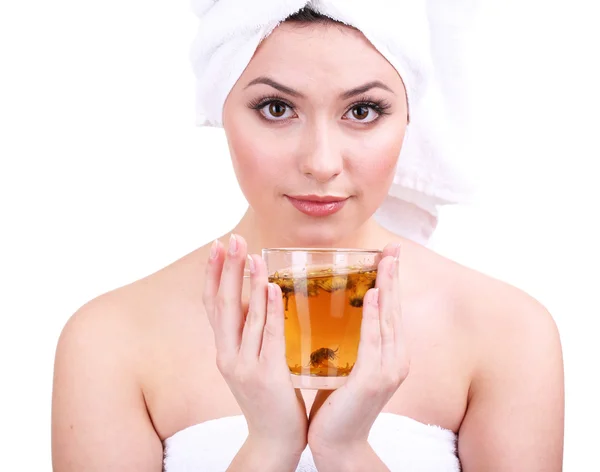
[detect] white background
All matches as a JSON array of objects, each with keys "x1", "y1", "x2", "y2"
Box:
[{"x1": 1, "y1": 1, "x2": 598, "y2": 470}]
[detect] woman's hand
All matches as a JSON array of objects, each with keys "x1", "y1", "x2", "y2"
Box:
[
  {"x1": 203, "y1": 234, "x2": 308, "y2": 464},
  {"x1": 307, "y1": 244, "x2": 409, "y2": 464}
]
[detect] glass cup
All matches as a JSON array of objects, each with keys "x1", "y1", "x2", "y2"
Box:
[{"x1": 262, "y1": 248, "x2": 383, "y2": 389}]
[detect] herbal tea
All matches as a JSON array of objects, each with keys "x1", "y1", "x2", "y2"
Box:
[{"x1": 269, "y1": 267, "x2": 377, "y2": 379}]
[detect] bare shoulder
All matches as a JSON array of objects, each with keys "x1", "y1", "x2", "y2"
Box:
[
  {"x1": 55, "y1": 241, "x2": 214, "y2": 384},
  {"x1": 411, "y1": 242, "x2": 561, "y2": 341},
  {"x1": 407, "y1": 240, "x2": 563, "y2": 388},
  {"x1": 410, "y1": 244, "x2": 564, "y2": 468},
  {"x1": 450, "y1": 254, "x2": 561, "y2": 353},
  {"x1": 52, "y1": 244, "x2": 213, "y2": 470},
  {"x1": 52, "y1": 288, "x2": 163, "y2": 470}
]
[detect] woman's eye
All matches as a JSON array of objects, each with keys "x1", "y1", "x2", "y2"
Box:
[
  {"x1": 344, "y1": 105, "x2": 379, "y2": 123},
  {"x1": 260, "y1": 101, "x2": 295, "y2": 120}
]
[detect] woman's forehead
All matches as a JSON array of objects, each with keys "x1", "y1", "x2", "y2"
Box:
[{"x1": 241, "y1": 22, "x2": 402, "y2": 89}]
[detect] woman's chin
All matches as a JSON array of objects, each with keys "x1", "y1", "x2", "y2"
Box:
[{"x1": 279, "y1": 221, "x2": 354, "y2": 249}]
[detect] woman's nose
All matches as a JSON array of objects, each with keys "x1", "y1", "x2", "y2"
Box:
[{"x1": 298, "y1": 124, "x2": 343, "y2": 183}]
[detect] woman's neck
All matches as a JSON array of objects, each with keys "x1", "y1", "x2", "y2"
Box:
[{"x1": 230, "y1": 206, "x2": 400, "y2": 255}]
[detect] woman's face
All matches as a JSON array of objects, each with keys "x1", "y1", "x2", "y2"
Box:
[{"x1": 223, "y1": 21, "x2": 408, "y2": 246}]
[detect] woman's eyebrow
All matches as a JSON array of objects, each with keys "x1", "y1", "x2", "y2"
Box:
[
  {"x1": 339, "y1": 81, "x2": 395, "y2": 99},
  {"x1": 245, "y1": 77, "x2": 304, "y2": 97},
  {"x1": 245, "y1": 77, "x2": 394, "y2": 99}
]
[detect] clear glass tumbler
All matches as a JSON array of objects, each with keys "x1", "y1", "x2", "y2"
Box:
[{"x1": 262, "y1": 248, "x2": 382, "y2": 389}]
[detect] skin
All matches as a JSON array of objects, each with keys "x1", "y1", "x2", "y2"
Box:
[
  {"x1": 52, "y1": 21, "x2": 564, "y2": 471},
  {"x1": 222, "y1": 23, "x2": 404, "y2": 249}
]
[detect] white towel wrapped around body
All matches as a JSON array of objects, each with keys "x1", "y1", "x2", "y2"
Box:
[
  {"x1": 163, "y1": 413, "x2": 460, "y2": 471},
  {"x1": 189, "y1": 0, "x2": 476, "y2": 244}
]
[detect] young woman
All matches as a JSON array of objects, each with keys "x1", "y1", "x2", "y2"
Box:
[{"x1": 51, "y1": 5, "x2": 564, "y2": 471}]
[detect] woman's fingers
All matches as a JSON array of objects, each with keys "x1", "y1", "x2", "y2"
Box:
[
  {"x1": 259, "y1": 282, "x2": 287, "y2": 364},
  {"x1": 352, "y1": 286, "x2": 381, "y2": 377},
  {"x1": 353, "y1": 249, "x2": 403, "y2": 381},
  {"x1": 380, "y1": 243, "x2": 401, "y2": 356},
  {"x1": 377, "y1": 254, "x2": 400, "y2": 369},
  {"x1": 377, "y1": 246, "x2": 406, "y2": 389},
  {"x1": 391, "y1": 248, "x2": 403, "y2": 354},
  {"x1": 214, "y1": 234, "x2": 247, "y2": 357},
  {"x1": 203, "y1": 239, "x2": 225, "y2": 327},
  {"x1": 239, "y1": 254, "x2": 268, "y2": 359},
  {"x1": 382, "y1": 243, "x2": 399, "y2": 259}
]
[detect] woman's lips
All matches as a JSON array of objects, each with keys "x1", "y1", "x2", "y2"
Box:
[{"x1": 286, "y1": 195, "x2": 348, "y2": 217}]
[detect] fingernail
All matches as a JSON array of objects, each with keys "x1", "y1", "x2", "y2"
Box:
[
  {"x1": 247, "y1": 255, "x2": 255, "y2": 274},
  {"x1": 268, "y1": 283, "x2": 276, "y2": 301},
  {"x1": 389, "y1": 245, "x2": 401, "y2": 276},
  {"x1": 228, "y1": 234, "x2": 238, "y2": 255},
  {"x1": 210, "y1": 240, "x2": 219, "y2": 260}
]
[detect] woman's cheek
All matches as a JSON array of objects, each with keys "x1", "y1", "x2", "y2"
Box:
[
  {"x1": 354, "y1": 141, "x2": 400, "y2": 188},
  {"x1": 230, "y1": 145, "x2": 286, "y2": 203}
]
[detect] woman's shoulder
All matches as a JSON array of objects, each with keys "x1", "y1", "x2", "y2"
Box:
[
  {"x1": 399, "y1": 239, "x2": 558, "y2": 364},
  {"x1": 407, "y1": 240, "x2": 551, "y2": 315},
  {"x1": 415, "y1": 242, "x2": 561, "y2": 376},
  {"x1": 413, "y1": 244, "x2": 563, "y2": 419},
  {"x1": 51, "y1": 245, "x2": 217, "y2": 467},
  {"x1": 55, "y1": 240, "x2": 216, "y2": 375},
  {"x1": 442, "y1": 249, "x2": 554, "y2": 330}
]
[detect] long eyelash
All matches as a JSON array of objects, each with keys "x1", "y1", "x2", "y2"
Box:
[
  {"x1": 348, "y1": 95, "x2": 393, "y2": 116},
  {"x1": 247, "y1": 94, "x2": 294, "y2": 111},
  {"x1": 245, "y1": 93, "x2": 392, "y2": 118}
]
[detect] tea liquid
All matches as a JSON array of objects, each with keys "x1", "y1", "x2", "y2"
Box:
[{"x1": 269, "y1": 267, "x2": 377, "y2": 378}]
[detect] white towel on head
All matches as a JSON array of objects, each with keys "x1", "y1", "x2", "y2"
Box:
[{"x1": 189, "y1": 0, "x2": 476, "y2": 245}]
